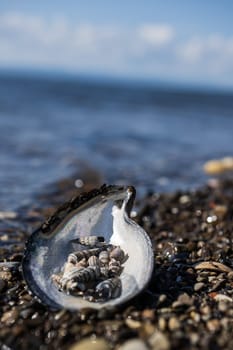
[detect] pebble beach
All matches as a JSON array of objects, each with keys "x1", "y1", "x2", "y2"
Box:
[{"x1": 0, "y1": 170, "x2": 233, "y2": 350}]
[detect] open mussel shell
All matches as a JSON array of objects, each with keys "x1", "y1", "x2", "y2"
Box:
[{"x1": 23, "y1": 185, "x2": 154, "y2": 310}]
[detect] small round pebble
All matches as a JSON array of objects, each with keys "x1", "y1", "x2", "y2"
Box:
[
  {"x1": 149, "y1": 330, "x2": 170, "y2": 350},
  {"x1": 118, "y1": 339, "x2": 149, "y2": 350},
  {"x1": 68, "y1": 338, "x2": 110, "y2": 350},
  {"x1": 168, "y1": 317, "x2": 180, "y2": 331},
  {"x1": 194, "y1": 282, "x2": 205, "y2": 292}
]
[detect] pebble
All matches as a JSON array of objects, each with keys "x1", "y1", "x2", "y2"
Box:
[
  {"x1": 179, "y1": 195, "x2": 190, "y2": 204},
  {"x1": 218, "y1": 301, "x2": 228, "y2": 312},
  {"x1": 194, "y1": 261, "x2": 232, "y2": 273},
  {"x1": 140, "y1": 322, "x2": 156, "y2": 337},
  {"x1": 201, "y1": 305, "x2": 211, "y2": 315},
  {"x1": 172, "y1": 293, "x2": 193, "y2": 308},
  {"x1": 0, "y1": 270, "x2": 12, "y2": 281},
  {"x1": 118, "y1": 339, "x2": 149, "y2": 350},
  {"x1": 1, "y1": 309, "x2": 19, "y2": 326},
  {"x1": 158, "y1": 317, "x2": 167, "y2": 331},
  {"x1": 190, "y1": 332, "x2": 199, "y2": 345},
  {"x1": 227, "y1": 271, "x2": 233, "y2": 280},
  {"x1": 194, "y1": 282, "x2": 205, "y2": 292},
  {"x1": 214, "y1": 294, "x2": 233, "y2": 302},
  {"x1": 168, "y1": 317, "x2": 180, "y2": 331},
  {"x1": 0, "y1": 211, "x2": 18, "y2": 220},
  {"x1": 149, "y1": 330, "x2": 170, "y2": 350},
  {"x1": 157, "y1": 294, "x2": 167, "y2": 306},
  {"x1": 206, "y1": 319, "x2": 220, "y2": 332},
  {"x1": 190, "y1": 311, "x2": 200, "y2": 323},
  {"x1": 125, "y1": 318, "x2": 142, "y2": 329},
  {"x1": 203, "y1": 157, "x2": 233, "y2": 174},
  {"x1": 141, "y1": 309, "x2": 155, "y2": 321},
  {"x1": 68, "y1": 338, "x2": 110, "y2": 350}
]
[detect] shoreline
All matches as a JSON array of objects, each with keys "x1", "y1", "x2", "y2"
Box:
[{"x1": 0, "y1": 174, "x2": 233, "y2": 350}]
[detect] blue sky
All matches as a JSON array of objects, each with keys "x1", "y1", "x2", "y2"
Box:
[{"x1": 0, "y1": 1, "x2": 233, "y2": 88}]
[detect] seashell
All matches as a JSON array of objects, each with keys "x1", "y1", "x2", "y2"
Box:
[
  {"x1": 110, "y1": 246, "x2": 125, "y2": 263},
  {"x1": 60, "y1": 266, "x2": 82, "y2": 289},
  {"x1": 95, "y1": 277, "x2": 122, "y2": 300},
  {"x1": 62, "y1": 266, "x2": 100, "y2": 285},
  {"x1": 88, "y1": 255, "x2": 100, "y2": 267},
  {"x1": 23, "y1": 185, "x2": 154, "y2": 310},
  {"x1": 100, "y1": 266, "x2": 109, "y2": 278},
  {"x1": 51, "y1": 274, "x2": 61, "y2": 287},
  {"x1": 67, "y1": 253, "x2": 78, "y2": 264},
  {"x1": 72, "y1": 247, "x2": 106, "y2": 261},
  {"x1": 99, "y1": 250, "x2": 109, "y2": 266},
  {"x1": 75, "y1": 236, "x2": 105, "y2": 246},
  {"x1": 63, "y1": 261, "x2": 77, "y2": 275},
  {"x1": 76, "y1": 258, "x2": 87, "y2": 269},
  {"x1": 109, "y1": 258, "x2": 122, "y2": 275}
]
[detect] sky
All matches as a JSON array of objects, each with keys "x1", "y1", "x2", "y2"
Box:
[{"x1": 0, "y1": 1, "x2": 233, "y2": 88}]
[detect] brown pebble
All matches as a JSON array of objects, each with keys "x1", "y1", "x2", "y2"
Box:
[
  {"x1": 141, "y1": 309, "x2": 155, "y2": 321},
  {"x1": 149, "y1": 330, "x2": 170, "y2": 350},
  {"x1": 168, "y1": 317, "x2": 180, "y2": 331},
  {"x1": 190, "y1": 311, "x2": 201, "y2": 323},
  {"x1": 172, "y1": 293, "x2": 193, "y2": 308},
  {"x1": 201, "y1": 305, "x2": 211, "y2": 315},
  {"x1": 190, "y1": 332, "x2": 199, "y2": 345},
  {"x1": 125, "y1": 318, "x2": 141, "y2": 329},
  {"x1": 157, "y1": 294, "x2": 167, "y2": 306},
  {"x1": 227, "y1": 271, "x2": 233, "y2": 280},
  {"x1": 218, "y1": 301, "x2": 228, "y2": 312},
  {"x1": 207, "y1": 319, "x2": 220, "y2": 332},
  {"x1": 140, "y1": 322, "x2": 156, "y2": 338},
  {"x1": 194, "y1": 282, "x2": 205, "y2": 291},
  {"x1": 1, "y1": 309, "x2": 19, "y2": 326},
  {"x1": 68, "y1": 338, "x2": 110, "y2": 350},
  {"x1": 214, "y1": 294, "x2": 232, "y2": 302},
  {"x1": 194, "y1": 261, "x2": 232, "y2": 273},
  {"x1": 158, "y1": 317, "x2": 167, "y2": 331},
  {"x1": 118, "y1": 339, "x2": 149, "y2": 350},
  {"x1": 0, "y1": 270, "x2": 12, "y2": 281}
]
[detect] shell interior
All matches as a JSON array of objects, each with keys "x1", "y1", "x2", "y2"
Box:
[{"x1": 23, "y1": 185, "x2": 154, "y2": 310}]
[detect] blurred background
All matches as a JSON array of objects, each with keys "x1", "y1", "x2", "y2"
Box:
[{"x1": 0, "y1": 0, "x2": 233, "y2": 210}]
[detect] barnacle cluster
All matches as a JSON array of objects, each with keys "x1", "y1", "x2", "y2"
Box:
[{"x1": 51, "y1": 236, "x2": 127, "y2": 302}]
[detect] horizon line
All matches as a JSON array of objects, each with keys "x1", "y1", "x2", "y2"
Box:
[{"x1": 0, "y1": 66, "x2": 233, "y2": 95}]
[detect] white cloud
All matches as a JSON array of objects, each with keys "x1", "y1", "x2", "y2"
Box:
[
  {"x1": 0, "y1": 12, "x2": 233, "y2": 87},
  {"x1": 138, "y1": 24, "x2": 174, "y2": 46}
]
